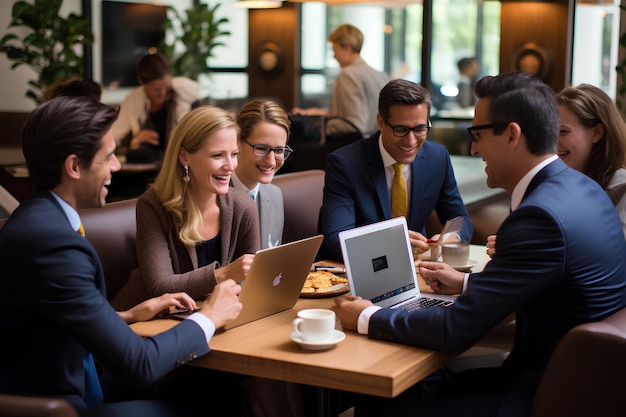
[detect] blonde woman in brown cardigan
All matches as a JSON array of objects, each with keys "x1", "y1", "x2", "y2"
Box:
[{"x1": 112, "y1": 106, "x2": 260, "y2": 310}]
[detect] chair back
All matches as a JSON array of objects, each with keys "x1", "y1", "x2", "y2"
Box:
[
  {"x1": 530, "y1": 305, "x2": 626, "y2": 417},
  {"x1": 273, "y1": 169, "x2": 325, "y2": 244}
]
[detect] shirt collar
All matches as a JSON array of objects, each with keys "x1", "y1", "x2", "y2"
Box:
[
  {"x1": 49, "y1": 190, "x2": 81, "y2": 231},
  {"x1": 231, "y1": 172, "x2": 260, "y2": 199},
  {"x1": 510, "y1": 154, "x2": 558, "y2": 211}
]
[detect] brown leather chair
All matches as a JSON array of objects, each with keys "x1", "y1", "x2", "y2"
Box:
[
  {"x1": 0, "y1": 394, "x2": 78, "y2": 417},
  {"x1": 80, "y1": 198, "x2": 138, "y2": 301},
  {"x1": 530, "y1": 305, "x2": 626, "y2": 417},
  {"x1": 273, "y1": 169, "x2": 325, "y2": 244}
]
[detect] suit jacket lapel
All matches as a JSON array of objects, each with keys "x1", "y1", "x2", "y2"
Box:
[
  {"x1": 365, "y1": 135, "x2": 391, "y2": 218},
  {"x1": 407, "y1": 150, "x2": 427, "y2": 223}
]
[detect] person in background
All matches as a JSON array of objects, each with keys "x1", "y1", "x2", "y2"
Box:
[
  {"x1": 319, "y1": 78, "x2": 472, "y2": 262},
  {"x1": 456, "y1": 57, "x2": 479, "y2": 108},
  {"x1": 292, "y1": 24, "x2": 389, "y2": 136},
  {"x1": 556, "y1": 84, "x2": 626, "y2": 238},
  {"x1": 333, "y1": 72, "x2": 626, "y2": 417},
  {"x1": 111, "y1": 105, "x2": 259, "y2": 310},
  {"x1": 232, "y1": 100, "x2": 292, "y2": 249},
  {"x1": 111, "y1": 53, "x2": 202, "y2": 153},
  {"x1": 42, "y1": 77, "x2": 103, "y2": 102},
  {"x1": 0, "y1": 96, "x2": 243, "y2": 417}
]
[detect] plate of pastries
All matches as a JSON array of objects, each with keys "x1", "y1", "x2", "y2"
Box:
[{"x1": 300, "y1": 270, "x2": 350, "y2": 298}]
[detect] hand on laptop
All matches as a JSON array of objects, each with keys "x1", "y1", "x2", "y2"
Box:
[
  {"x1": 118, "y1": 292, "x2": 198, "y2": 324},
  {"x1": 200, "y1": 279, "x2": 243, "y2": 329},
  {"x1": 215, "y1": 254, "x2": 255, "y2": 284},
  {"x1": 418, "y1": 262, "x2": 464, "y2": 295},
  {"x1": 332, "y1": 296, "x2": 374, "y2": 332}
]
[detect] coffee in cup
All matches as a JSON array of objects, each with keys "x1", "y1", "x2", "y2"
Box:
[
  {"x1": 442, "y1": 242, "x2": 470, "y2": 266},
  {"x1": 292, "y1": 309, "x2": 335, "y2": 342}
]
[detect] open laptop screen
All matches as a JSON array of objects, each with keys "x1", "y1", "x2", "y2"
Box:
[{"x1": 340, "y1": 218, "x2": 419, "y2": 306}]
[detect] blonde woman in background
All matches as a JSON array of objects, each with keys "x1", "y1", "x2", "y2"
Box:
[
  {"x1": 232, "y1": 100, "x2": 292, "y2": 249},
  {"x1": 112, "y1": 105, "x2": 260, "y2": 310}
]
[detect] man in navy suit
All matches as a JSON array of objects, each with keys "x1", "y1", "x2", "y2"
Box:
[
  {"x1": 319, "y1": 79, "x2": 473, "y2": 262},
  {"x1": 333, "y1": 72, "x2": 626, "y2": 417},
  {"x1": 0, "y1": 96, "x2": 243, "y2": 417}
]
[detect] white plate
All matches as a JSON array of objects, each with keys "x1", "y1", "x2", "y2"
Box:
[
  {"x1": 447, "y1": 259, "x2": 478, "y2": 272},
  {"x1": 290, "y1": 329, "x2": 346, "y2": 350}
]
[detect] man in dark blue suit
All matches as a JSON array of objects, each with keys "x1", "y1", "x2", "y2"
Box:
[
  {"x1": 319, "y1": 79, "x2": 473, "y2": 262},
  {"x1": 0, "y1": 96, "x2": 243, "y2": 417},
  {"x1": 333, "y1": 72, "x2": 626, "y2": 417}
]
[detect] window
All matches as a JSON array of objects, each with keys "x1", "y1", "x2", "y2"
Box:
[{"x1": 297, "y1": 1, "x2": 500, "y2": 115}]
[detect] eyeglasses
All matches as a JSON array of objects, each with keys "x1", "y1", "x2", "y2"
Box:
[
  {"x1": 242, "y1": 139, "x2": 293, "y2": 161},
  {"x1": 467, "y1": 123, "x2": 512, "y2": 142},
  {"x1": 384, "y1": 120, "x2": 431, "y2": 138}
]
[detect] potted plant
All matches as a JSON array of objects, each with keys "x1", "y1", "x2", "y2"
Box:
[
  {"x1": 160, "y1": 3, "x2": 230, "y2": 81},
  {"x1": 0, "y1": 0, "x2": 93, "y2": 104}
]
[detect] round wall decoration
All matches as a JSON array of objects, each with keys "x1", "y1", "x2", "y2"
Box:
[{"x1": 510, "y1": 42, "x2": 554, "y2": 82}]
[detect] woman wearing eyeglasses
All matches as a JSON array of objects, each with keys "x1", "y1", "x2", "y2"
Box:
[
  {"x1": 232, "y1": 100, "x2": 292, "y2": 249},
  {"x1": 111, "y1": 105, "x2": 260, "y2": 311}
]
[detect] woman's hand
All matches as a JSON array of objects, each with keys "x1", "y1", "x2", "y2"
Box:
[
  {"x1": 486, "y1": 235, "x2": 497, "y2": 258},
  {"x1": 214, "y1": 254, "x2": 255, "y2": 284},
  {"x1": 130, "y1": 129, "x2": 159, "y2": 149},
  {"x1": 118, "y1": 292, "x2": 198, "y2": 324}
]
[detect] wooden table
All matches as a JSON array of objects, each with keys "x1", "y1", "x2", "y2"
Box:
[{"x1": 131, "y1": 245, "x2": 494, "y2": 416}]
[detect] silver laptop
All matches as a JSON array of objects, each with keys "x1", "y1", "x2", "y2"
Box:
[
  {"x1": 223, "y1": 234, "x2": 324, "y2": 329},
  {"x1": 339, "y1": 217, "x2": 455, "y2": 311}
]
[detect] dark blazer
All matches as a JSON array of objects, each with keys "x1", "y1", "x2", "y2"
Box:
[
  {"x1": 319, "y1": 133, "x2": 473, "y2": 261},
  {"x1": 369, "y1": 159, "x2": 626, "y2": 416},
  {"x1": 0, "y1": 191, "x2": 210, "y2": 415}
]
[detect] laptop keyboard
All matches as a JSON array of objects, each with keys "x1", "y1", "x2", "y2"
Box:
[{"x1": 401, "y1": 297, "x2": 453, "y2": 311}]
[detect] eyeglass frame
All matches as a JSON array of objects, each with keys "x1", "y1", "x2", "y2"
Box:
[
  {"x1": 384, "y1": 120, "x2": 431, "y2": 138},
  {"x1": 467, "y1": 123, "x2": 512, "y2": 142},
  {"x1": 241, "y1": 138, "x2": 293, "y2": 161}
]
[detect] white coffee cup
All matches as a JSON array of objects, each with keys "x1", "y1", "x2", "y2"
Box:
[
  {"x1": 292, "y1": 309, "x2": 335, "y2": 342},
  {"x1": 442, "y1": 242, "x2": 470, "y2": 266}
]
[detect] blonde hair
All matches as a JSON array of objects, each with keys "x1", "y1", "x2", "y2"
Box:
[
  {"x1": 328, "y1": 24, "x2": 363, "y2": 54},
  {"x1": 237, "y1": 100, "x2": 290, "y2": 142},
  {"x1": 556, "y1": 84, "x2": 626, "y2": 189},
  {"x1": 152, "y1": 105, "x2": 239, "y2": 246}
]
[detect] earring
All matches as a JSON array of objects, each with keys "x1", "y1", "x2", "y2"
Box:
[{"x1": 183, "y1": 165, "x2": 190, "y2": 183}]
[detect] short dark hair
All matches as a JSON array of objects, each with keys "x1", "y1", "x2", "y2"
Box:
[
  {"x1": 136, "y1": 53, "x2": 171, "y2": 84},
  {"x1": 42, "y1": 77, "x2": 102, "y2": 102},
  {"x1": 378, "y1": 79, "x2": 432, "y2": 121},
  {"x1": 22, "y1": 96, "x2": 118, "y2": 190},
  {"x1": 474, "y1": 72, "x2": 558, "y2": 155}
]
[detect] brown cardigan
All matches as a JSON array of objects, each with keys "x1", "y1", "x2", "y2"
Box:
[{"x1": 111, "y1": 187, "x2": 260, "y2": 310}]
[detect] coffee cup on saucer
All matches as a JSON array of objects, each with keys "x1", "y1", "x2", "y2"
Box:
[
  {"x1": 292, "y1": 309, "x2": 335, "y2": 342},
  {"x1": 442, "y1": 242, "x2": 470, "y2": 266}
]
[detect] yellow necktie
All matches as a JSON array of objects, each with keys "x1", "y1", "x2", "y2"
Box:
[
  {"x1": 391, "y1": 163, "x2": 407, "y2": 218},
  {"x1": 77, "y1": 223, "x2": 85, "y2": 238}
]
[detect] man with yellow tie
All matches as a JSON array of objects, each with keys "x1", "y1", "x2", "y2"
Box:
[
  {"x1": 319, "y1": 79, "x2": 473, "y2": 262},
  {"x1": 0, "y1": 96, "x2": 243, "y2": 416}
]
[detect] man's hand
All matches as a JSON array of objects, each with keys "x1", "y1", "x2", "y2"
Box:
[
  {"x1": 119, "y1": 292, "x2": 198, "y2": 324},
  {"x1": 418, "y1": 261, "x2": 465, "y2": 295},
  {"x1": 199, "y1": 279, "x2": 243, "y2": 329},
  {"x1": 215, "y1": 254, "x2": 255, "y2": 284},
  {"x1": 408, "y1": 230, "x2": 429, "y2": 256},
  {"x1": 331, "y1": 295, "x2": 373, "y2": 332}
]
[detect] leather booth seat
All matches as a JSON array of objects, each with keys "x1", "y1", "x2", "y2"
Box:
[
  {"x1": 0, "y1": 394, "x2": 78, "y2": 417},
  {"x1": 530, "y1": 305, "x2": 626, "y2": 417}
]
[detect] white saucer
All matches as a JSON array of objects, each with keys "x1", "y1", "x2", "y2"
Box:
[
  {"x1": 290, "y1": 329, "x2": 346, "y2": 350},
  {"x1": 448, "y1": 259, "x2": 478, "y2": 272}
]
